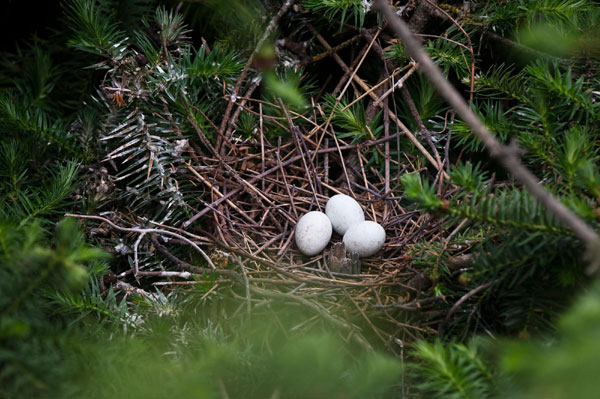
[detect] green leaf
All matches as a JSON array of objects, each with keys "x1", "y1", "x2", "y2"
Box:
[
  {"x1": 264, "y1": 70, "x2": 308, "y2": 109},
  {"x1": 401, "y1": 173, "x2": 444, "y2": 211}
]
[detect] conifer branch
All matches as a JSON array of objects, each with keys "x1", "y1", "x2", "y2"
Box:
[{"x1": 376, "y1": 0, "x2": 600, "y2": 274}]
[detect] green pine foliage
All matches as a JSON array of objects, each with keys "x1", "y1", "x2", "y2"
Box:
[
  {"x1": 0, "y1": 219, "x2": 110, "y2": 398},
  {"x1": 324, "y1": 93, "x2": 383, "y2": 141},
  {"x1": 399, "y1": 0, "x2": 599, "y2": 340},
  {"x1": 63, "y1": 1, "x2": 247, "y2": 229},
  {"x1": 64, "y1": 0, "x2": 127, "y2": 58},
  {"x1": 48, "y1": 275, "x2": 128, "y2": 326},
  {"x1": 497, "y1": 280, "x2": 600, "y2": 398},
  {"x1": 410, "y1": 340, "x2": 494, "y2": 399},
  {"x1": 1, "y1": 0, "x2": 600, "y2": 397},
  {"x1": 303, "y1": 0, "x2": 372, "y2": 28},
  {"x1": 59, "y1": 316, "x2": 402, "y2": 399}
]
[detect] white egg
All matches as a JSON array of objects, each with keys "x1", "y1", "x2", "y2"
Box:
[
  {"x1": 343, "y1": 221, "x2": 386, "y2": 257},
  {"x1": 295, "y1": 211, "x2": 333, "y2": 256},
  {"x1": 325, "y1": 194, "x2": 365, "y2": 235}
]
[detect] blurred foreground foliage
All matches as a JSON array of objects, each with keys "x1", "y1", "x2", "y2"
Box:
[
  {"x1": 4, "y1": 225, "x2": 600, "y2": 398},
  {"x1": 1, "y1": 223, "x2": 403, "y2": 398}
]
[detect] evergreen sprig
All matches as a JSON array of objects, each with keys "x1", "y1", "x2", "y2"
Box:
[
  {"x1": 324, "y1": 93, "x2": 382, "y2": 141},
  {"x1": 0, "y1": 219, "x2": 109, "y2": 397},
  {"x1": 303, "y1": 0, "x2": 371, "y2": 28},
  {"x1": 64, "y1": 0, "x2": 126, "y2": 58},
  {"x1": 410, "y1": 340, "x2": 494, "y2": 399}
]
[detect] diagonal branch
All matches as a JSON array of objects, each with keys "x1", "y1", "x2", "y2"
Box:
[{"x1": 375, "y1": 0, "x2": 600, "y2": 274}]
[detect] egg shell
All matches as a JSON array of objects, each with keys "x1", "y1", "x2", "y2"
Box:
[
  {"x1": 325, "y1": 194, "x2": 365, "y2": 235},
  {"x1": 295, "y1": 211, "x2": 333, "y2": 256},
  {"x1": 343, "y1": 221, "x2": 386, "y2": 257}
]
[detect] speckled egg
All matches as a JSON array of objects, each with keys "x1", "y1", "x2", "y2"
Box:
[
  {"x1": 325, "y1": 194, "x2": 365, "y2": 235},
  {"x1": 343, "y1": 221, "x2": 386, "y2": 257},
  {"x1": 295, "y1": 211, "x2": 333, "y2": 256}
]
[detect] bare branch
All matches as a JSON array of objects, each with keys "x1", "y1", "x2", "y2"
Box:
[{"x1": 65, "y1": 213, "x2": 217, "y2": 270}]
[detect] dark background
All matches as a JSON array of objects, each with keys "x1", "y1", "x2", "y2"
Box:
[{"x1": 0, "y1": 0, "x2": 62, "y2": 52}]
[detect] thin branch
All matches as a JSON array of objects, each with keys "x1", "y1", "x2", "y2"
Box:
[
  {"x1": 65, "y1": 213, "x2": 217, "y2": 270},
  {"x1": 442, "y1": 280, "x2": 496, "y2": 326},
  {"x1": 182, "y1": 132, "x2": 404, "y2": 227}
]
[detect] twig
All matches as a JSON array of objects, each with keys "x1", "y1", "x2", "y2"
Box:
[
  {"x1": 310, "y1": 26, "x2": 446, "y2": 176},
  {"x1": 233, "y1": 255, "x2": 252, "y2": 315},
  {"x1": 135, "y1": 271, "x2": 193, "y2": 279},
  {"x1": 65, "y1": 213, "x2": 217, "y2": 270},
  {"x1": 311, "y1": 31, "x2": 367, "y2": 62},
  {"x1": 151, "y1": 235, "x2": 242, "y2": 281},
  {"x1": 115, "y1": 281, "x2": 158, "y2": 301},
  {"x1": 340, "y1": 65, "x2": 407, "y2": 111},
  {"x1": 383, "y1": 84, "x2": 391, "y2": 220},
  {"x1": 373, "y1": 62, "x2": 418, "y2": 106},
  {"x1": 183, "y1": 132, "x2": 405, "y2": 227},
  {"x1": 281, "y1": 102, "x2": 322, "y2": 205},
  {"x1": 442, "y1": 280, "x2": 496, "y2": 326},
  {"x1": 423, "y1": 0, "x2": 476, "y2": 101},
  {"x1": 223, "y1": 77, "x2": 262, "y2": 144}
]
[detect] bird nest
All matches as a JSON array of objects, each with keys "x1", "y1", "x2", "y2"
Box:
[{"x1": 74, "y1": 94, "x2": 449, "y2": 352}]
